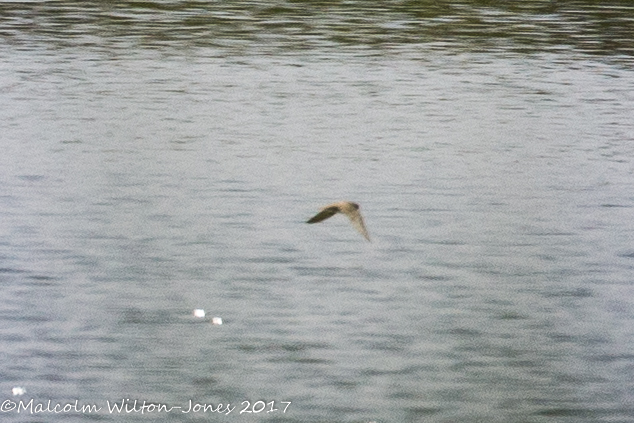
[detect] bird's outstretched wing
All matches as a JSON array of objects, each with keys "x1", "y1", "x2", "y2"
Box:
[
  {"x1": 347, "y1": 210, "x2": 371, "y2": 241},
  {"x1": 306, "y1": 205, "x2": 339, "y2": 224}
]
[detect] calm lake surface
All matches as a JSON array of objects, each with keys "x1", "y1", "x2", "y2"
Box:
[{"x1": 1, "y1": 1, "x2": 634, "y2": 422}]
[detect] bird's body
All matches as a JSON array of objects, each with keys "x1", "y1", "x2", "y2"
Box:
[{"x1": 306, "y1": 201, "x2": 370, "y2": 241}]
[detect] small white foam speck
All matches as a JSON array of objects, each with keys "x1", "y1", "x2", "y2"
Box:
[{"x1": 12, "y1": 387, "x2": 26, "y2": 396}]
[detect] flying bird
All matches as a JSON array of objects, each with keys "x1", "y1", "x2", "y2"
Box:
[{"x1": 306, "y1": 201, "x2": 370, "y2": 241}]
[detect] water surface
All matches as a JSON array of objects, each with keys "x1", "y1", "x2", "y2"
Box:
[{"x1": 1, "y1": 2, "x2": 634, "y2": 422}]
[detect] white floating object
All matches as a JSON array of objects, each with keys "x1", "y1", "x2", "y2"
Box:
[
  {"x1": 193, "y1": 309, "x2": 205, "y2": 318},
  {"x1": 211, "y1": 317, "x2": 223, "y2": 325},
  {"x1": 12, "y1": 387, "x2": 26, "y2": 396}
]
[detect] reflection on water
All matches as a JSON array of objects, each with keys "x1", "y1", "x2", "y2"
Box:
[
  {"x1": 1, "y1": 1, "x2": 634, "y2": 423},
  {"x1": 1, "y1": 1, "x2": 633, "y2": 58}
]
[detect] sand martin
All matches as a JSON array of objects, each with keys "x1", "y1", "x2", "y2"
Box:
[{"x1": 306, "y1": 201, "x2": 370, "y2": 241}]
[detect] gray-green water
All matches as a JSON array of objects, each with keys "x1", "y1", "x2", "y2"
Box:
[{"x1": 1, "y1": 2, "x2": 634, "y2": 422}]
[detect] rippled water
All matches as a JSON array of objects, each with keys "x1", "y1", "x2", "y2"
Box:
[{"x1": 1, "y1": 2, "x2": 634, "y2": 422}]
